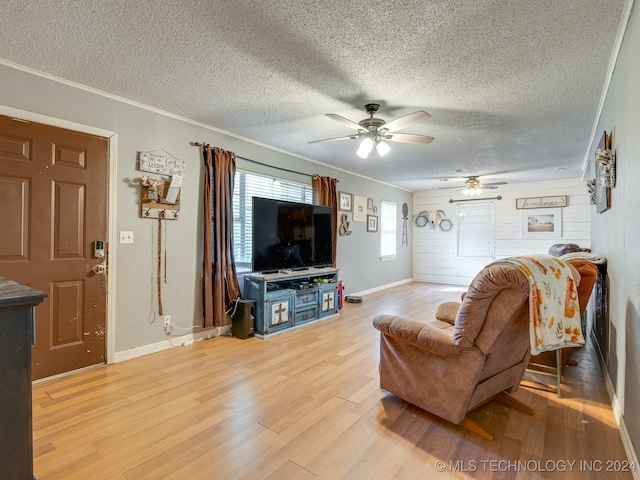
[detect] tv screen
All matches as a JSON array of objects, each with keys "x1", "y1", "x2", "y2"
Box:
[{"x1": 252, "y1": 197, "x2": 333, "y2": 273}]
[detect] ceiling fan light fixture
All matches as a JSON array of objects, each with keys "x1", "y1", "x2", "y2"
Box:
[
  {"x1": 309, "y1": 104, "x2": 434, "y2": 156},
  {"x1": 376, "y1": 140, "x2": 391, "y2": 157},
  {"x1": 357, "y1": 137, "x2": 374, "y2": 158},
  {"x1": 463, "y1": 186, "x2": 482, "y2": 196}
]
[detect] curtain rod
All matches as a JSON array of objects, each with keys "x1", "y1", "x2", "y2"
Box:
[
  {"x1": 449, "y1": 195, "x2": 502, "y2": 203},
  {"x1": 192, "y1": 142, "x2": 320, "y2": 179}
]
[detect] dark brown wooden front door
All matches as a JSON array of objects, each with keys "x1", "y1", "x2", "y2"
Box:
[{"x1": 0, "y1": 115, "x2": 108, "y2": 380}]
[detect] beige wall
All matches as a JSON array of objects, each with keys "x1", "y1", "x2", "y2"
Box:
[{"x1": 0, "y1": 61, "x2": 412, "y2": 360}]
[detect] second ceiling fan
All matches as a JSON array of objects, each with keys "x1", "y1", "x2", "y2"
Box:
[
  {"x1": 309, "y1": 103, "x2": 434, "y2": 159},
  {"x1": 440, "y1": 176, "x2": 507, "y2": 196}
]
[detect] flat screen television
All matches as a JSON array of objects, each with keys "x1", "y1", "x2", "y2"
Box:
[{"x1": 252, "y1": 197, "x2": 334, "y2": 273}]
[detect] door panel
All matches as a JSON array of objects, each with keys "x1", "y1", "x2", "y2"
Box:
[
  {"x1": 0, "y1": 133, "x2": 31, "y2": 162},
  {"x1": 53, "y1": 182, "x2": 85, "y2": 259},
  {"x1": 0, "y1": 115, "x2": 108, "y2": 380},
  {"x1": 51, "y1": 280, "x2": 84, "y2": 347},
  {"x1": 0, "y1": 176, "x2": 30, "y2": 260}
]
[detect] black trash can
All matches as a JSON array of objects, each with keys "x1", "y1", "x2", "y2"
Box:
[{"x1": 231, "y1": 299, "x2": 255, "y2": 339}]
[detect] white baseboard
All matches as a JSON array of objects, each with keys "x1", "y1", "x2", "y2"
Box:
[
  {"x1": 349, "y1": 277, "x2": 413, "y2": 298},
  {"x1": 601, "y1": 354, "x2": 640, "y2": 479},
  {"x1": 113, "y1": 325, "x2": 230, "y2": 363}
]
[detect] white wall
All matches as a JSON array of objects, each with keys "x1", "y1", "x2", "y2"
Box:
[
  {"x1": 413, "y1": 178, "x2": 591, "y2": 285},
  {"x1": 588, "y1": 0, "x2": 640, "y2": 465}
]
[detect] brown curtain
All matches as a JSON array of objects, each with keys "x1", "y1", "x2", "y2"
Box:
[
  {"x1": 202, "y1": 146, "x2": 241, "y2": 327},
  {"x1": 312, "y1": 175, "x2": 338, "y2": 267}
]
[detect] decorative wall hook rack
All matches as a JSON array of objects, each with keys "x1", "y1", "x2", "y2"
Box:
[{"x1": 140, "y1": 176, "x2": 180, "y2": 220}]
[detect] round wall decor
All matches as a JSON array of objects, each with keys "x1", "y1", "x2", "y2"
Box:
[
  {"x1": 439, "y1": 218, "x2": 453, "y2": 231},
  {"x1": 414, "y1": 211, "x2": 429, "y2": 227}
]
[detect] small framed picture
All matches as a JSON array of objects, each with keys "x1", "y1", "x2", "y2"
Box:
[
  {"x1": 367, "y1": 198, "x2": 374, "y2": 210},
  {"x1": 367, "y1": 214, "x2": 378, "y2": 232},
  {"x1": 339, "y1": 191, "x2": 353, "y2": 212},
  {"x1": 522, "y1": 208, "x2": 562, "y2": 238},
  {"x1": 353, "y1": 195, "x2": 367, "y2": 222}
]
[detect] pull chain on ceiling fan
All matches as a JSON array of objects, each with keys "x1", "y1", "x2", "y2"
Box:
[{"x1": 309, "y1": 103, "x2": 434, "y2": 159}]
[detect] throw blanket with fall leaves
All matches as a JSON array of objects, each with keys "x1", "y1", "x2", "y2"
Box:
[{"x1": 491, "y1": 254, "x2": 584, "y2": 355}]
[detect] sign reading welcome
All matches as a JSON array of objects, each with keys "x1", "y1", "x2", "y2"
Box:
[{"x1": 516, "y1": 195, "x2": 567, "y2": 209}]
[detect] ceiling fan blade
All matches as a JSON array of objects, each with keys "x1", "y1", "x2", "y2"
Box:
[
  {"x1": 382, "y1": 132, "x2": 434, "y2": 144},
  {"x1": 480, "y1": 181, "x2": 508, "y2": 186},
  {"x1": 325, "y1": 114, "x2": 365, "y2": 132},
  {"x1": 308, "y1": 134, "x2": 360, "y2": 144},
  {"x1": 379, "y1": 111, "x2": 431, "y2": 132}
]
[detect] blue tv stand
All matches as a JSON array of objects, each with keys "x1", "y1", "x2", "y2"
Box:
[{"x1": 243, "y1": 267, "x2": 339, "y2": 336}]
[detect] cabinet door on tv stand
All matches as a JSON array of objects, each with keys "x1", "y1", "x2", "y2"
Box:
[
  {"x1": 263, "y1": 291, "x2": 294, "y2": 334},
  {"x1": 318, "y1": 285, "x2": 338, "y2": 318}
]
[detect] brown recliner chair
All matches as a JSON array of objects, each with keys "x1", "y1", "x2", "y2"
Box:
[{"x1": 372, "y1": 263, "x2": 534, "y2": 441}]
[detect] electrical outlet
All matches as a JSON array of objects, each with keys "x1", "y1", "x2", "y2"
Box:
[{"x1": 163, "y1": 315, "x2": 171, "y2": 331}]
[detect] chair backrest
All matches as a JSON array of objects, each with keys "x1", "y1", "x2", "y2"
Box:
[
  {"x1": 454, "y1": 264, "x2": 530, "y2": 351},
  {"x1": 565, "y1": 258, "x2": 598, "y2": 317},
  {"x1": 453, "y1": 264, "x2": 532, "y2": 380}
]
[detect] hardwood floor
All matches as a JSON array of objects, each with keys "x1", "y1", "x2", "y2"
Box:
[{"x1": 32, "y1": 282, "x2": 635, "y2": 479}]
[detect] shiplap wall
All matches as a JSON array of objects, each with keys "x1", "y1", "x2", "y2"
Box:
[{"x1": 413, "y1": 178, "x2": 591, "y2": 286}]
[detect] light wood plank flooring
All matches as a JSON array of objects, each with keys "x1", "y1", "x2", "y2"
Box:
[{"x1": 32, "y1": 282, "x2": 635, "y2": 479}]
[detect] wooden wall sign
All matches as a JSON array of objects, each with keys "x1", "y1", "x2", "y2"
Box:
[
  {"x1": 516, "y1": 195, "x2": 567, "y2": 209},
  {"x1": 139, "y1": 151, "x2": 185, "y2": 176}
]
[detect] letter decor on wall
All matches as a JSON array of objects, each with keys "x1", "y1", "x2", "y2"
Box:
[{"x1": 516, "y1": 195, "x2": 567, "y2": 209}]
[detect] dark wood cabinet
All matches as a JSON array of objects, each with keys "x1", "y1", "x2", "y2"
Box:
[
  {"x1": 591, "y1": 262, "x2": 609, "y2": 365},
  {"x1": 0, "y1": 278, "x2": 47, "y2": 480}
]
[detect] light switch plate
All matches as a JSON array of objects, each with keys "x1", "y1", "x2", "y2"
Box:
[{"x1": 120, "y1": 231, "x2": 134, "y2": 243}]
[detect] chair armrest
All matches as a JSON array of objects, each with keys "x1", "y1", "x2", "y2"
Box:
[
  {"x1": 435, "y1": 302, "x2": 461, "y2": 325},
  {"x1": 373, "y1": 314, "x2": 461, "y2": 357}
]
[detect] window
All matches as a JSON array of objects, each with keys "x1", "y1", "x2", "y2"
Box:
[
  {"x1": 232, "y1": 170, "x2": 312, "y2": 273},
  {"x1": 456, "y1": 202, "x2": 494, "y2": 258},
  {"x1": 380, "y1": 200, "x2": 397, "y2": 260}
]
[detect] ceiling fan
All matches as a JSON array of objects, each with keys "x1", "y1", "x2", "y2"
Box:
[
  {"x1": 309, "y1": 103, "x2": 434, "y2": 159},
  {"x1": 440, "y1": 176, "x2": 507, "y2": 196}
]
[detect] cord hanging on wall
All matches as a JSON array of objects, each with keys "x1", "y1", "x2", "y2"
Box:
[{"x1": 157, "y1": 213, "x2": 164, "y2": 316}]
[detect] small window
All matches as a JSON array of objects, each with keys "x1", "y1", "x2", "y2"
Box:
[
  {"x1": 380, "y1": 200, "x2": 397, "y2": 260},
  {"x1": 457, "y1": 202, "x2": 494, "y2": 258}
]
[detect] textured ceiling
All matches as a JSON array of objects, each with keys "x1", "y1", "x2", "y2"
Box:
[{"x1": 0, "y1": 1, "x2": 627, "y2": 191}]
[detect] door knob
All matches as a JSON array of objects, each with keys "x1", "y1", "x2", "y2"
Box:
[{"x1": 93, "y1": 263, "x2": 107, "y2": 274}]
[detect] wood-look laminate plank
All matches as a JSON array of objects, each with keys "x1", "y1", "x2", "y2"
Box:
[{"x1": 32, "y1": 282, "x2": 635, "y2": 479}]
